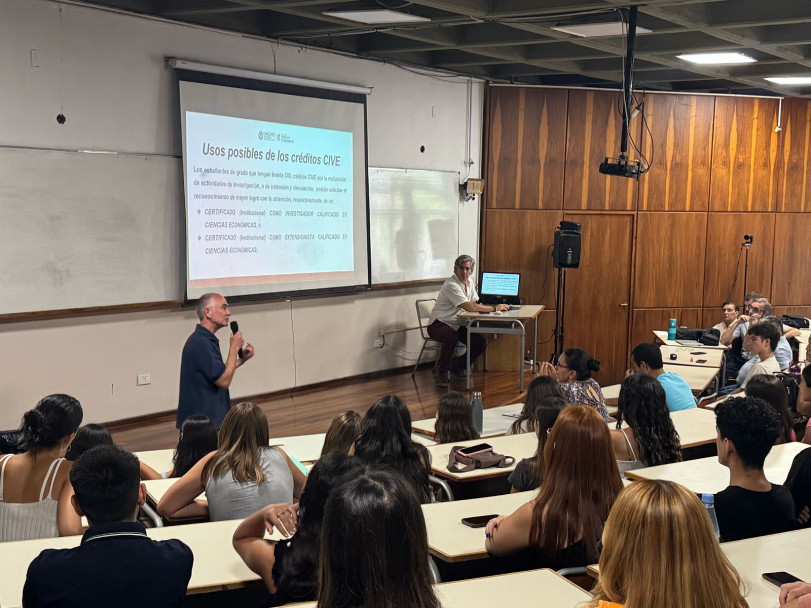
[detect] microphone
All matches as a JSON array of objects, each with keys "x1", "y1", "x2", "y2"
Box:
[{"x1": 229, "y1": 321, "x2": 245, "y2": 358}]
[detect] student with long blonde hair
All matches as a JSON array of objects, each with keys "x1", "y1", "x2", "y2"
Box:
[
  {"x1": 158, "y1": 402, "x2": 305, "y2": 521},
  {"x1": 485, "y1": 406, "x2": 622, "y2": 569},
  {"x1": 588, "y1": 480, "x2": 748, "y2": 608}
]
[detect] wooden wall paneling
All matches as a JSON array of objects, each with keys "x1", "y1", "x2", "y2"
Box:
[
  {"x1": 630, "y1": 308, "x2": 704, "y2": 351},
  {"x1": 564, "y1": 90, "x2": 640, "y2": 211},
  {"x1": 777, "y1": 306, "x2": 811, "y2": 318},
  {"x1": 702, "y1": 307, "x2": 726, "y2": 329},
  {"x1": 638, "y1": 94, "x2": 714, "y2": 211},
  {"x1": 772, "y1": 213, "x2": 811, "y2": 305},
  {"x1": 702, "y1": 213, "x2": 775, "y2": 308},
  {"x1": 482, "y1": 209, "x2": 563, "y2": 309},
  {"x1": 634, "y1": 212, "x2": 708, "y2": 308},
  {"x1": 710, "y1": 96, "x2": 780, "y2": 212},
  {"x1": 560, "y1": 213, "x2": 634, "y2": 385},
  {"x1": 485, "y1": 87, "x2": 568, "y2": 210},
  {"x1": 776, "y1": 98, "x2": 811, "y2": 213}
]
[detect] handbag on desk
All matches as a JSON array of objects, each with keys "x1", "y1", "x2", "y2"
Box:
[{"x1": 447, "y1": 444, "x2": 515, "y2": 473}]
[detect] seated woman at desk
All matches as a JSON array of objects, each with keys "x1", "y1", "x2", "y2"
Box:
[
  {"x1": 434, "y1": 391, "x2": 479, "y2": 444},
  {"x1": 587, "y1": 480, "x2": 747, "y2": 608},
  {"x1": 506, "y1": 376, "x2": 564, "y2": 436},
  {"x1": 64, "y1": 423, "x2": 113, "y2": 461},
  {"x1": 797, "y1": 365, "x2": 811, "y2": 445},
  {"x1": 509, "y1": 396, "x2": 564, "y2": 493},
  {"x1": 318, "y1": 466, "x2": 440, "y2": 608},
  {"x1": 157, "y1": 402, "x2": 305, "y2": 521},
  {"x1": 354, "y1": 395, "x2": 431, "y2": 503},
  {"x1": 140, "y1": 414, "x2": 218, "y2": 480},
  {"x1": 320, "y1": 411, "x2": 361, "y2": 458},
  {"x1": 233, "y1": 454, "x2": 363, "y2": 605},
  {"x1": 611, "y1": 374, "x2": 682, "y2": 476},
  {"x1": 0, "y1": 394, "x2": 84, "y2": 541},
  {"x1": 485, "y1": 406, "x2": 622, "y2": 570},
  {"x1": 538, "y1": 348, "x2": 610, "y2": 421}
]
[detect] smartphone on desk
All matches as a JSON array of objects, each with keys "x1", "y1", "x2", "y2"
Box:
[
  {"x1": 763, "y1": 571, "x2": 803, "y2": 587},
  {"x1": 461, "y1": 514, "x2": 498, "y2": 528},
  {"x1": 457, "y1": 443, "x2": 493, "y2": 457}
]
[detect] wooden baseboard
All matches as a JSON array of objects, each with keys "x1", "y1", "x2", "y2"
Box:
[{"x1": 104, "y1": 363, "x2": 431, "y2": 432}]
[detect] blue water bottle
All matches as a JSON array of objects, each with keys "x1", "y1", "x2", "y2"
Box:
[
  {"x1": 701, "y1": 493, "x2": 721, "y2": 541},
  {"x1": 668, "y1": 318, "x2": 677, "y2": 341}
]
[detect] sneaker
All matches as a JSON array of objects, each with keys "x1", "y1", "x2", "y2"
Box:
[{"x1": 434, "y1": 369, "x2": 451, "y2": 387}]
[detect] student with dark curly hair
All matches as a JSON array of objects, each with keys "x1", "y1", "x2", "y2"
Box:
[
  {"x1": 713, "y1": 396, "x2": 796, "y2": 541},
  {"x1": 611, "y1": 374, "x2": 682, "y2": 476},
  {"x1": 434, "y1": 392, "x2": 479, "y2": 444}
]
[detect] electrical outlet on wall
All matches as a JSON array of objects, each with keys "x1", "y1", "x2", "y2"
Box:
[
  {"x1": 374, "y1": 337, "x2": 384, "y2": 348},
  {"x1": 137, "y1": 374, "x2": 151, "y2": 386}
]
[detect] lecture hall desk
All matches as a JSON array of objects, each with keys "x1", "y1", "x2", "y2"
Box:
[
  {"x1": 625, "y1": 441, "x2": 810, "y2": 493},
  {"x1": 288, "y1": 568, "x2": 591, "y2": 608},
  {"x1": 412, "y1": 403, "x2": 524, "y2": 439},
  {"x1": 590, "y1": 527, "x2": 811, "y2": 608},
  {"x1": 0, "y1": 518, "x2": 283, "y2": 608}
]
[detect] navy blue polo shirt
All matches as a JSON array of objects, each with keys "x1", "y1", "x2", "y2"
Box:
[
  {"x1": 22, "y1": 521, "x2": 193, "y2": 608},
  {"x1": 177, "y1": 324, "x2": 230, "y2": 428}
]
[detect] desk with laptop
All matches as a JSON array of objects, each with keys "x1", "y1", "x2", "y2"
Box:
[{"x1": 463, "y1": 271, "x2": 544, "y2": 393}]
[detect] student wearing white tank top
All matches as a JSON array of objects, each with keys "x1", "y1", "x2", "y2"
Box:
[{"x1": 0, "y1": 394, "x2": 84, "y2": 541}]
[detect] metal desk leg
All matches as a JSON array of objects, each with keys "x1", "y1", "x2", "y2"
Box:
[
  {"x1": 466, "y1": 322, "x2": 472, "y2": 390},
  {"x1": 533, "y1": 317, "x2": 538, "y2": 374},
  {"x1": 141, "y1": 502, "x2": 164, "y2": 528},
  {"x1": 519, "y1": 327, "x2": 525, "y2": 393}
]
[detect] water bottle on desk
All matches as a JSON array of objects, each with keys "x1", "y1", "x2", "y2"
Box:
[
  {"x1": 471, "y1": 391, "x2": 483, "y2": 434},
  {"x1": 701, "y1": 493, "x2": 721, "y2": 541},
  {"x1": 668, "y1": 318, "x2": 677, "y2": 341}
]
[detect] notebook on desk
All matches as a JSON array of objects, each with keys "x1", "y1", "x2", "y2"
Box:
[{"x1": 479, "y1": 272, "x2": 521, "y2": 306}]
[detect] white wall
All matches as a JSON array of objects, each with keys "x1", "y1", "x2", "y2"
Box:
[{"x1": 0, "y1": 0, "x2": 484, "y2": 429}]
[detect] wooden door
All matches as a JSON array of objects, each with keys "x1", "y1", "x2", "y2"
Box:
[{"x1": 558, "y1": 213, "x2": 634, "y2": 385}]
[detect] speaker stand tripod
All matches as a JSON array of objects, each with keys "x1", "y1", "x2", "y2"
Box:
[{"x1": 552, "y1": 267, "x2": 568, "y2": 361}]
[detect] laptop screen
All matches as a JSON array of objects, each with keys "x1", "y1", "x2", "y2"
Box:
[{"x1": 480, "y1": 272, "x2": 520, "y2": 296}]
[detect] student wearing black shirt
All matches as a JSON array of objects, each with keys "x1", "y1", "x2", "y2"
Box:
[
  {"x1": 22, "y1": 446, "x2": 193, "y2": 608},
  {"x1": 713, "y1": 397, "x2": 797, "y2": 542}
]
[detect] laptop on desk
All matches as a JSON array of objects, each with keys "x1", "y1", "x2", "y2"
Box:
[{"x1": 478, "y1": 272, "x2": 521, "y2": 306}]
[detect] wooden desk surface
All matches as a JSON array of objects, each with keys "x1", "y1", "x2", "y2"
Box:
[
  {"x1": 422, "y1": 491, "x2": 533, "y2": 562},
  {"x1": 721, "y1": 527, "x2": 811, "y2": 608},
  {"x1": 662, "y1": 363, "x2": 718, "y2": 393},
  {"x1": 669, "y1": 407, "x2": 717, "y2": 449},
  {"x1": 0, "y1": 518, "x2": 285, "y2": 608},
  {"x1": 427, "y1": 433, "x2": 538, "y2": 482},
  {"x1": 136, "y1": 448, "x2": 175, "y2": 475},
  {"x1": 412, "y1": 403, "x2": 524, "y2": 439},
  {"x1": 590, "y1": 528, "x2": 811, "y2": 608},
  {"x1": 660, "y1": 345, "x2": 725, "y2": 368},
  {"x1": 459, "y1": 305, "x2": 544, "y2": 322},
  {"x1": 652, "y1": 330, "x2": 728, "y2": 350},
  {"x1": 626, "y1": 442, "x2": 810, "y2": 493},
  {"x1": 289, "y1": 568, "x2": 591, "y2": 608}
]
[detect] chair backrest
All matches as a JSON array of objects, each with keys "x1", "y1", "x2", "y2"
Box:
[{"x1": 415, "y1": 299, "x2": 436, "y2": 340}]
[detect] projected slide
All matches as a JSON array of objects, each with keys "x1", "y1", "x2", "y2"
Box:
[{"x1": 185, "y1": 111, "x2": 354, "y2": 289}]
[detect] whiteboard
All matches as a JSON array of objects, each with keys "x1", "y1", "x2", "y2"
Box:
[
  {"x1": 369, "y1": 167, "x2": 460, "y2": 284},
  {"x1": 0, "y1": 148, "x2": 183, "y2": 314}
]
